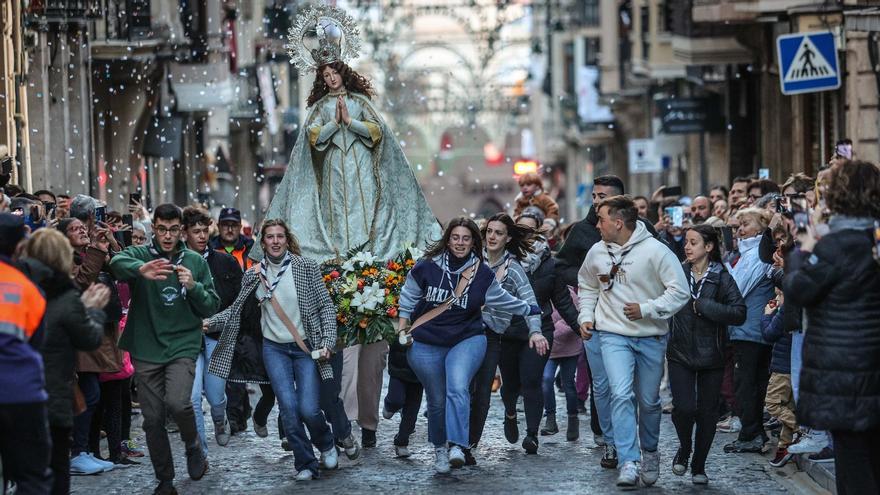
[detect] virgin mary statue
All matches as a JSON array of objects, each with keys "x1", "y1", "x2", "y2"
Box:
[{"x1": 253, "y1": 6, "x2": 440, "y2": 262}]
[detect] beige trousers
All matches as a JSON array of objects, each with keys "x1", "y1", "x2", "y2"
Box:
[{"x1": 340, "y1": 341, "x2": 389, "y2": 431}]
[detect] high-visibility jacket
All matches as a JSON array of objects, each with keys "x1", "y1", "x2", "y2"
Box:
[{"x1": 0, "y1": 258, "x2": 48, "y2": 404}]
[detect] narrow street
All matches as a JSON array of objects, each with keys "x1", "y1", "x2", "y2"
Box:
[{"x1": 72, "y1": 386, "x2": 797, "y2": 494}]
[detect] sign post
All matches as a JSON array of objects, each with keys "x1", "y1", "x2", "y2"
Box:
[{"x1": 776, "y1": 31, "x2": 841, "y2": 96}]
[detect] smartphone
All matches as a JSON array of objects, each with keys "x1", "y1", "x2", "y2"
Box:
[
  {"x1": 43, "y1": 202, "x2": 56, "y2": 219},
  {"x1": 794, "y1": 211, "x2": 810, "y2": 234},
  {"x1": 0, "y1": 156, "x2": 12, "y2": 175},
  {"x1": 835, "y1": 143, "x2": 853, "y2": 160},
  {"x1": 129, "y1": 193, "x2": 141, "y2": 206},
  {"x1": 94, "y1": 205, "x2": 106, "y2": 224},
  {"x1": 759, "y1": 168, "x2": 770, "y2": 180},
  {"x1": 720, "y1": 226, "x2": 734, "y2": 253},
  {"x1": 196, "y1": 192, "x2": 210, "y2": 205},
  {"x1": 122, "y1": 214, "x2": 133, "y2": 246},
  {"x1": 664, "y1": 206, "x2": 684, "y2": 228},
  {"x1": 662, "y1": 186, "x2": 682, "y2": 198}
]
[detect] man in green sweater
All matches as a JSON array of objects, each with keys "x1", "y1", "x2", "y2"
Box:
[{"x1": 110, "y1": 203, "x2": 219, "y2": 495}]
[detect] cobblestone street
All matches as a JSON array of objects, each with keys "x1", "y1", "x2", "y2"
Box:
[{"x1": 71, "y1": 384, "x2": 801, "y2": 494}]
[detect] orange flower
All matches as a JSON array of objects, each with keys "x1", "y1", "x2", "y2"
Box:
[
  {"x1": 358, "y1": 318, "x2": 368, "y2": 329},
  {"x1": 405, "y1": 259, "x2": 415, "y2": 267}
]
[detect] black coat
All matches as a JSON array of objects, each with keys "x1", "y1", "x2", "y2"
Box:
[
  {"x1": 23, "y1": 259, "x2": 105, "y2": 428},
  {"x1": 506, "y1": 250, "x2": 580, "y2": 341},
  {"x1": 667, "y1": 262, "x2": 746, "y2": 370},
  {"x1": 555, "y1": 206, "x2": 660, "y2": 288},
  {"x1": 388, "y1": 341, "x2": 418, "y2": 383},
  {"x1": 205, "y1": 250, "x2": 244, "y2": 338},
  {"x1": 784, "y1": 226, "x2": 880, "y2": 432}
]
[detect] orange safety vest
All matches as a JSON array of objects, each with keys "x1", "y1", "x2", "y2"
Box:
[
  {"x1": 0, "y1": 260, "x2": 46, "y2": 342},
  {"x1": 216, "y1": 246, "x2": 253, "y2": 271}
]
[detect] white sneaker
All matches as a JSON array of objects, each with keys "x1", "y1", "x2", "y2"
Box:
[
  {"x1": 640, "y1": 450, "x2": 659, "y2": 486},
  {"x1": 394, "y1": 445, "x2": 411, "y2": 458},
  {"x1": 434, "y1": 446, "x2": 450, "y2": 474},
  {"x1": 716, "y1": 415, "x2": 742, "y2": 433},
  {"x1": 692, "y1": 473, "x2": 709, "y2": 485},
  {"x1": 320, "y1": 447, "x2": 338, "y2": 470},
  {"x1": 295, "y1": 469, "x2": 315, "y2": 481},
  {"x1": 69, "y1": 453, "x2": 104, "y2": 475},
  {"x1": 788, "y1": 431, "x2": 828, "y2": 454},
  {"x1": 448, "y1": 445, "x2": 465, "y2": 468},
  {"x1": 617, "y1": 461, "x2": 639, "y2": 489},
  {"x1": 86, "y1": 453, "x2": 115, "y2": 472}
]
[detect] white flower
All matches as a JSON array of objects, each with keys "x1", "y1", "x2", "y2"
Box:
[
  {"x1": 342, "y1": 251, "x2": 377, "y2": 272},
  {"x1": 351, "y1": 282, "x2": 385, "y2": 313}
]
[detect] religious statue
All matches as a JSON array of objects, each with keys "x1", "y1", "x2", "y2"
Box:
[{"x1": 253, "y1": 5, "x2": 440, "y2": 262}]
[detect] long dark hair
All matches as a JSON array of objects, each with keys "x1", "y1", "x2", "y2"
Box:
[
  {"x1": 259, "y1": 219, "x2": 301, "y2": 255},
  {"x1": 307, "y1": 61, "x2": 375, "y2": 107},
  {"x1": 687, "y1": 224, "x2": 722, "y2": 263},
  {"x1": 480, "y1": 212, "x2": 535, "y2": 261},
  {"x1": 423, "y1": 217, "x2": 484, "y2": 262}
]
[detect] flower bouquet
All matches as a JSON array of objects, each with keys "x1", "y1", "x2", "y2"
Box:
[{"x1": 322, "y1": 244, "x2": 423, "y2": 346}]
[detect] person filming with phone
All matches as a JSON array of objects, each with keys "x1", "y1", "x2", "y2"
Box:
[{"x1": 783, "y1": 160, "x2": 880, "y2": 495}]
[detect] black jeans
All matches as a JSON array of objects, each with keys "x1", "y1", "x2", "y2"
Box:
[
  {"x1": 668, "y1": 362, "x2": 724, "y2": 474},
  {"x1": 732, "y1": 341, "x2": 771, "y2": 442},
  {"x1": 225, "y1": 381, "x2": 251, "y2": 432},
  {"x1": 0, "y1": 402, "x2": 51, "y2": 495},
  {"x1": 831, "y1": 428, "x2": 880, "y2": 495},
  {"x1": 253, "y1": 384, "x2": 285, "y2": 440},
  {"x1": 383, "y1": 377, "x2": 424, "y2": 447},
  {"x1": 90, "y1": 379, "x2": 124, "y2": 461},
  {"x1": 49, "y1": 425, "x2": 71, "y2": 495},
  {"x1": 133, "y1": 358, "x2": 198, "y2": 482},
  {"x1": 72, "y1": 372, "x2": 100, "y2": 455},
  {"x1": 468, "y1": 330, "x2": 501, "y2": 447},
  {"x1": 319, "y1": 351, "x2": 352, "y2": 442},
  {"x1": 499, "y1": 333, "x2": 551, "y2": 437},
  {"x1": 121, "y1": 377, "x2": 132, "y2": 442}
]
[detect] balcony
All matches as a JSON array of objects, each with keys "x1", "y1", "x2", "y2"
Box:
[
  {"x1": 692, "y1": 0, "x2": 830, "y2": 23},
  {"x1": 26, "y1": 0, "x2": 102, "y2": 21}
]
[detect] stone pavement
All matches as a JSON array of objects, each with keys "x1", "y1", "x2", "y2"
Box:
[{"x1": 72, "y1": 386, "x2": 802, "y2": 494}]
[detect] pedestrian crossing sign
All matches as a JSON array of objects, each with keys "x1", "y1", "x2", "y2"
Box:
[{"x1": 776, "y1": 31, "x2": 840, "y2": 96}]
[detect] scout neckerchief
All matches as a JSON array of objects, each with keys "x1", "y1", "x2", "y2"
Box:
[
  {"x1": 149, "y1": 241, "x2": 187, "y2": 298},
  {"x1": 440, "y1": 251, "x2": 477, "y2": 307},
  {"x1": 489, "y1": 251, "x2": 513, "y2": 284},
  {"x1": 603, "y1": 244, "x2": 634, "y2": 292},
  {"x1": 688, "y1": 261, "x2": 718, "y2": 301},
  {"x1": 258, "y1": 252, "x2": 293, "y2": 302}
]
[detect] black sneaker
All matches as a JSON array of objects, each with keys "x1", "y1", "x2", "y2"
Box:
[
  {"x1": 504, "y1": 414, "x2": 519, "y2": 444},
  {"x1": 463, "y1": 448, "x2": 477, "y2": 466},
  {"x1": 672, "y1": 448, "x2": 690, "y2": 475},
  {"x1": 522, "y1": 435, "x2": 538, "y2": 454},
  {"x1": 362, "y1": 428, "x2": 377, "y2": 448},
  {"x1": 600, "y1": 444, "x2": 618, "y2": 469},
  {"x1": 153, "y1": 480, "x2": 178, "y2": 495},
  {"x1": 185, "y1": 442, "x2": 209, "y2": 480},
  {"x1": 807, "y1": 447, "x2": 834, "y2": 463}
]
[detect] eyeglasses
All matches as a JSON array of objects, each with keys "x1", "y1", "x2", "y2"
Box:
[{"x1": 155, "y1": 226, "x2": 182, "y2": 236}]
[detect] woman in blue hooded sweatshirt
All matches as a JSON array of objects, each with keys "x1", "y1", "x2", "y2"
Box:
[{"x1": 398, "y1": 217, "x2": 540, "y2": 474}]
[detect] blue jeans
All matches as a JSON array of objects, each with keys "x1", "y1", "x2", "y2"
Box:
[
  {"x1": 542, "y1": 355, "x2": 579, "y2": 416},
  {"x1": 584, "y1": 337, "x2": 615, "y2": 446},
  {"x1": 408, "y1": 334, "x2": 486, "y2": 448},
  {"x1": 262, "y1": 339, "x2": 334, "y2": 474},
  {"x1": 790, "y1": 331, "x2": 803, "y2": 404},
  {"x1": 192, "y1": 336, "x2": 227, "y2": 455},
  {"x1": 599, "y1": 331, "x2": 668, "y2": 464}
]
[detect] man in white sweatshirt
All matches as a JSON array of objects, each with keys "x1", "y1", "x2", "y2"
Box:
[{"x1": 578, "y1": 196, "x2": 689, "y2": 489}]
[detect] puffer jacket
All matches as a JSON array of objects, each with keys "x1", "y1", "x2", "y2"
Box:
[
  {"x1": 22, "y1": 259, "x2": 105, "y2": 428},
  {"x1": 761, "y1": 306, "x2": 791, "y2": 375},
  {"x1": 783, "y1": 217, "x2": 880, "y2": 432},
  {"x1": 667, "y1": 262, "x2": 746, "y2": 370},
  {"x1": 506, "y1": 247, "x2": 579, "y2": 342}
]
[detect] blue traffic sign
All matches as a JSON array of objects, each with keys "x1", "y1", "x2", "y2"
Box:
[{"x1": 776, "y1": 31, "x2": 840, "y2": 96}]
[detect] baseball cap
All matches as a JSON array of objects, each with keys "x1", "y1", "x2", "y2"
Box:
[{"x1": 218, "y1": 207, "x2": 241, "y2": 224}]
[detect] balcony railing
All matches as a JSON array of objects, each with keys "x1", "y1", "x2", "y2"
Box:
[{"x1": 26, "y1": 0, "x2": 102, "y2": 20}]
